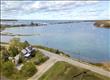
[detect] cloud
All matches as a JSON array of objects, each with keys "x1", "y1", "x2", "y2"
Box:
[
  {"x1": 1, "y1": 1, "x2": 99, "y2": 13},
  {"x1": 28, "y1": 1, "x2": 99, "y2": 12},
  {"x1": 1, "y1": 1, "x2": 109, "y2": 20}
]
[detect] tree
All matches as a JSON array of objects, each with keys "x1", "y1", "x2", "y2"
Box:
[
  {"x1": 56, "y1": 49, "x2": 60, "y2": 54},
  {"x1": 30, "y1": 50, "x2": 36, "y2": 57},
  {"x1": 17, "y1": 41, "x2": 30, "y2": 49},
  {"x1": 21, "y1": 62, "x2": 37, "y2": 77},
  {"x1": 1, "y1": 50, "x2": 9, "y2": 61},
  {"x1": 18, "y1": 54, "x2": 25, "y2": 64},
  {"x1": 9, "y1": 38, "x2": 20, "y2": 47},
  {"x1": 8, "y1": 46, "x2": 19, "y2": 57},
  {"x1": 18, "y1": 56, "x2": 23, "y2": 64},
  {"x1": 22, "y1": 41, "x2": 30, "y2": 48},
  {"x1": 2, "y1": 61, "x2": 15, "y2": 77}
]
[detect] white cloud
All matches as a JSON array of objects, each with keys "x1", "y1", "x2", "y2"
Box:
[
  {"x1": 1, "y1": 1, "x2": 109, "y2": 20},
  {"x1": 30, "y1": 1, "x2": 99, "y2": 11},
  {"x1": 1, "y1": 1, "x2": 99, "y2": 13},
  {"x1": 31, "y1": 1, "x2": 41, "y2": 9}
]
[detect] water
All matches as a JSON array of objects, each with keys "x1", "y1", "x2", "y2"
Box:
[{"x1": 1, "y1": 20, "x2": 110, "y2": 63}]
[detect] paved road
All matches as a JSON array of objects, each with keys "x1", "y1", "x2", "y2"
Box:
[
  {"x1": 27, "y1": 49, "x2": 110, "y2": 80},
  {"x1": 29, "y1": 58, "x2": 58, "y2": 80}
]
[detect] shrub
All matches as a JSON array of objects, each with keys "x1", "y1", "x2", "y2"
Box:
[
  {"x1": 21, "y1": 62, "x2": 37, "y2": 77},
  {"x1": 34, "y1": 59, "x2": 41, "y2": 65},
  {"x1": 56, "y1": 49, "x2": 60, "y2": 54},
  {"x1": 18, "y1": 56, "x2": 24, "y2": 64},
  {"x1": 21, "y1": 41, "x2": 30, "y2": 49},
  {"x1": 30, "y1": 51, "x2": 36, "y2": 57},
  {"x1": 8, "y1": 46, "x2": 19, "y2": 57},
  {"x1": 2, "y1": 61, "x2": 16, "y2": 77},
  {"x1": 1, "y1": 50, "x2": 9, "y2": 61}
]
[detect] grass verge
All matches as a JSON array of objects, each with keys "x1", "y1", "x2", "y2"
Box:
[{"x1": 39, "y1": 61, "x2": 110, "y2": 80}]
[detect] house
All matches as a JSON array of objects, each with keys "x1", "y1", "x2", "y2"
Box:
[
  {"x1": 21, "y1": 46, "x2": 35, "y2": 58},
  {"x1": 9, "y1": 54, "x2": 20, "y2": 66},
  {"x1": 14, "y1": 54, "x2": 20, "y2": 65}
]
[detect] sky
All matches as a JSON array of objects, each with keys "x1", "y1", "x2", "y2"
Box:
[{"x1": 1, "y1": 0, "x2": 110, "y2": 20}]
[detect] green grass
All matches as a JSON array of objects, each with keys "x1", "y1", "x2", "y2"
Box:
[
  {"x1": 0, "y1": 42, "x2": 8, "y2": 45},
  {"x1": 33, "y1": 45, "x2": 70, "y2": 57},
  {"x1": 0, "y1": 25, "x2": 6, "y2": 31},
  {"x1": 30, "y1": 50, "x2": 49, "y2": 65},
  {"x1": 0, "y1": 25, "x2": 15, "y2": 32},
  {"x1": 39, "y1": 61, "x2": 110, "y2": 80}
]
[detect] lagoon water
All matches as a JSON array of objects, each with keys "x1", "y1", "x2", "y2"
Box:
[{"x1": 1, "y1": 21, "x2": 110, "y2": 63}]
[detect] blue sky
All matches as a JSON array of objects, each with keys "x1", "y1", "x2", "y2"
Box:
[{"x1": 1, "y1": 1, "x2": 110, "y2": 20}]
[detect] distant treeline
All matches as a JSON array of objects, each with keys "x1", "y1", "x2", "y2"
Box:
[
  {"x1": 0, "y1": 19, "x2": 18, "y2": 21},
  {"x1": 0, "y1": 22, "x2": 43, "y2": 27}
]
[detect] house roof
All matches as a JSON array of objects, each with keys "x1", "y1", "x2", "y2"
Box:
[
  {"x1": 21, "y1": 46, "x2": 35, "y2": 57},
  {"x1": 26, "y1": 47, "x2": 31, "y2": 53},
  {"x1": 24, "y1": 53, "x2": 30, "y2": 57}
]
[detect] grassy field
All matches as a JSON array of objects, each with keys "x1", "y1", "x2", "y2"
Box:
[{"x1": 39, "y1": 61, "x2": 110, "y2": 80}]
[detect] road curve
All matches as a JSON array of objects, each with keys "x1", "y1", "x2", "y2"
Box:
[{"x1": 29, "y1": 49, "x2": 110, "y2": 80}]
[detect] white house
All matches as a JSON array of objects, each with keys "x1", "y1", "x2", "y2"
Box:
[{"x1": 21, "y1": 46, "x2": 35, "y2": 58}]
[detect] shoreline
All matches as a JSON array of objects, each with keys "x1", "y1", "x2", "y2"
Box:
[
  {"x1": 1, "y1": 32, "x2": 36, "y2": 36},
  {"x1": 1, "y1": 42, "x2": 109, "y2": 71},
  {"x1": 1, "y1": 20, "x2": 110, "y2": 31},
  {"x1": 94, "y1": 20, "x2": 110, "y2": 28},
  {"x1": 0, "y1": 24, "x2": 46, "y2": 32}
]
